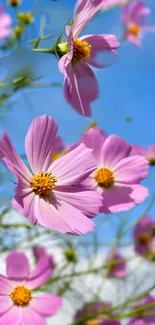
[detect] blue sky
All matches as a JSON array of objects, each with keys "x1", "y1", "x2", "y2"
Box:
[{"x1": 0, "y1": 0, "x2": 155, "y2": 243}]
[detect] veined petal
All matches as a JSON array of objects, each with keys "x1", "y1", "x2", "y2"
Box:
[
  {"x1": 35, "y1": 196, "x2": 95, "y2": 235},
  {"x1": 0, "y1": 296, "x2": 13, "y2": 317},
  {"x1": 0, "y1": 132, "x2": 32, "y2": 185},
  {"x1": 21, "y1": 306, "x2": 46, "y2": 325},
  {"x1": 49, "y1": 143, "x2": 97, "y2": 186},
  {"x1": 11, "y1": 192, "x2": 37, "y2": 225},
  {"x1": 100, "y1": 135, "x2": 131, "y2": 169},
  {"x1": 0, "y1": 275, "x2": 13, "y2": 295},
  {"x1": 80, "y1": 34, "x2": 119, "y2": 68},
  {"x1": 55, "y1": 186, "x2": 102, "y2": 218},
  {"x1": 30, "y1": 295, "x2": 63, "y2": 317},
  {"x1": 26, "y1": 268, "x2": 51, "y2": 290},
  {"x1": 0, "y1": 306, "x2": 22, "y2": 325},
  {"x1": 63, "y1": 61, "x2": 99, "y2": 116},
  {"x1": 80, "y1": 128, "x2": 106, "y2": 160},
  {"x1": 6, "y1": 251, "x2": 30, "y2": 280},
  {"x1": 25, "y1": 115, "x2": 58, "y2": 174},
  {"x1": 114, "y1": 155, "x2": 149, "y2": 184}
]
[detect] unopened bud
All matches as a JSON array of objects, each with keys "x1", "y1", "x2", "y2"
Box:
[
  {"x1": 8, "y1": 0, "x2": 21, "y2": 7},
  {"x1": 17, "y1": 11, "x2": 34, "y2": 25},
  {"x1": 64, "y1": 248, "x2": 77, "y2": 263}
]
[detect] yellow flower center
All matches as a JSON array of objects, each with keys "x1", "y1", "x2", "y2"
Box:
[
  {"x1": 128, "y1": 24, "x2": 140, "y2": 37},
  {"x1": 86, "y1": 320, "x2": 99, "y2": 325},
  {"x1": 10, "y1": 285, "x2": 32, "y2": 307},
  {"x1": 52, "y1": 152, "x2": 61, "y2": 161},
  {"x1": 139, "y1": 233, "x2": 150, "y2": 245},
  {"x1": 31, "y1": 172, "x2": 57, "y2": 197},
  {"x1": 95, "y1": 168, "x2": 114, "y2": 188},
  {"x1": 72, "y1": 39, "x2": 91, "y2": 64},
  {"x1": 148, "y1": 157, "x2": 155, "y2": 166}
]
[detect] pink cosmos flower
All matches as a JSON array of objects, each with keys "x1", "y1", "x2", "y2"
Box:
[
  {"x1": 0, "y1": 115, "x2": 102, "y2": 235},
  {"x1": 121, "y1": 0, "x2": 154, "y2": 46},
  {"x1": 106, "y1": 249, "x2": 127, "y2": 279},
  {"x1": 33, "y1": 246, "x2": 56, "y2": 270},
  {"x1": 131, "y1": 145, "x2": 155, "y2": 166},
  {"x1": 0, "y1": 5, "x2": 12, "y2": 40},
  {"x1": 0, "y1": 251, "x2": 62, "y2": 325},
  {"x1": 133, "y1": 216, "x2": 155, "y2": 257},
  {"x1": 74, "y1": 301, "x2": 121, "y2": 325},
  {"x1": 127, "y1": 295, "x2": 155, "y2": 325},
  {"x1": 58, "y1": 1, "x2": 120, "y2": 116},
  {"x1": 80, "y1": 128, "x2": 149, "y2": 213}
]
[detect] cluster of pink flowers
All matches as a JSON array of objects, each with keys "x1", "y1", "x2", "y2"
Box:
[
  {"x1": 0, "y1": 0, "x2": 154, "y2": 324},
  {"x1": 0, "y1": 115, "x2": 149, "y2": 235}
]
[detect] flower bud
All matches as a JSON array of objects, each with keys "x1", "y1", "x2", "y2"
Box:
[{"x1": 8, "y1": 0, "x2": 21, "y2": 7}]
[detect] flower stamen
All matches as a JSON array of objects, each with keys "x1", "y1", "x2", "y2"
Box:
[
  {"x1": 128, "y1": 24, "x2": 140, "y2": 37},
  {"x1": 10, "y1": 285, "x2": 32, "y2": 307},
  {"x1": 72, "y1": 39, "x2": 91, "y2": 64},
  {"x1": 95, "y1": 168, "x2": 114, "y2": 188},
  {"x1": 31, "y1": 172, "x2": 57, "y2": 197},
  {"x1": 138, "y1": 233, "x2": 150, "y2": 245}
]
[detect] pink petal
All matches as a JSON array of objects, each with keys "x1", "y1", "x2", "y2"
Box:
[
  {"x1": 25, "y1": 115, "x2": 58, "y2": 174},
  {"x1": 145, "y1": 145, "x2": 155, "y2": 160},
  {"x1": 80, "y1": 128, "x2": 106, "y2": 160},
  {"x1": 55, "y1": 186, "x2": 102, "y2": 218},
  {"x1": 27, "y1": 257, "x2": 52, "y2": 289},
  {"x1": 101, "y1": 184, "x2": 148, "y2": 214},
  {"x1": 0, "y1": 132, "x2": 32, "y2": 185},
  {"x1": 6, "y1": 251, "x2": 30, "y2": 280},
  {"x1": 126, "y1": 33, "x2": 141, "y2": 47},
  {"x1": 100, "y1": 135, "x2": 131, "y2": 169},
  {"x1": 63, "y1": 61, "x2": 99, "y2": 116},
  {"x1": 30, "y1": 294, "x2": 63, "y2": 316},
  {"x1": 11, "y1": 192, "x2": 37, "y2": 225},
  {"x1": 26, "y1": 268, "x2": 51, "y2": 290},
  {"x1": 127, "y1": 320, "x2": 145, "y2": 325},
  {"x1": 0, "y1": 306, "x2": 22, "y2": 325},
  {"x1": 80, "y1": 34, "x2": 119, "y2": 68},
  {"x1": 130, "y1": 145, "x2": 144, "y2": 156},
  {"x1": 114, "y1": 155, "x2": 149, "y2": 184},
  {"x1": 35, "y1": 195, "x2": 95, "y2": 235},
  {"x1": 0, "y1": 297, "x2": 13, "y2": 316},
  {"x1": 0, "y1": 275, "x2": 13, "y2": 295},
  {"x1": 21, "y1": 306, "x2": 46, "y2": 325},
  {"x1": 49, "y1": 143, "x2": 97, "y2": 186}
]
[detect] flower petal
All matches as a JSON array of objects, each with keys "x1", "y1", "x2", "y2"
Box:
[
  {"x1": 100, "y1": 135, "x2": 131, "y2": 169},
  {"x1": 11, "y1": 192, "x2": 37, "y2": 225},
  {"x1": 63, "y1": 61, "x2": 99, "y2": 116},
  {"x1": 6, "y1": 251, "x2": 30, "y2": 280},
  {"x1": 80, "y1": 34, "x2": 119, "y2": 68},
  {"x1": 25, "y1": 115, "x2": 58, "y2": 174},
  {"x1": 49, "y1": 143, "x2": 97, "y2": 186},
  {"x1": 55, "y1": 186, "x2": 102, "y2": 218},
  {"x1": 35, "y1": 196, "x2": 95, "y2": 235},
  {"x1": 26, "y1": 268, "x2": 51, "y2": 290},
  {"x1": 114, "y1": 155, "x2": 149, "y2": 184},
  {"x1": 0, "y1": 132, "x2": 32, "y2": 185},
  {"x1": 0, "y1": 296, "x2": 13, "y2": 317},
  {"x1": 0, "y1": 306, "x2": 22, "y2": 325},
  {"x1": 21, "y1": 306, "x2": 46, "y2": 325},
  {"x1": 100, "y1": 184, "x2": 148, "y2": 214},
  {"x1": 80, "y1": 128, "x2": 106, "y2": 160},
  {"x1": 27, "y1": 256, "x2": 52, "y2": 289},
  {"x1": 30, "y1": 294, "x2": 63, "y2": 317},
  {"x1": 0, "y1": 275, "x2": 13, "y2": 295}
]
